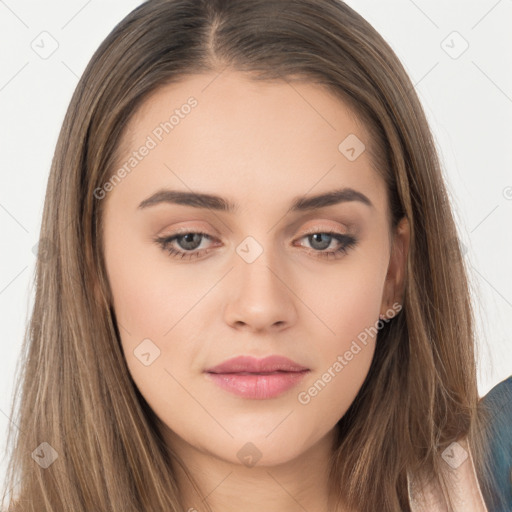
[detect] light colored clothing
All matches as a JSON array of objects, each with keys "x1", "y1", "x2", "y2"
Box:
[{"x1": 407, "y1": 436, "x2": 489, "y2": 511}]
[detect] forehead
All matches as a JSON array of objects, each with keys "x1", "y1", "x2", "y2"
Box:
[
  {"x1": 108, "y1": 70, "x2": 387, "y2": 216},
  {"x1": 125, "y1": 70, "x2": 366, "y2": 147}
]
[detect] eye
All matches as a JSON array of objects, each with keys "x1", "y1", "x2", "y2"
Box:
[
  {"x1": 153, "y1": 229, "x2": 357, "y2": 261},
  {"x1": 295, "y1": 229, "x2": 357, "y2": 260},
  {"x1": 153, "y1": 231, "x2": 216, "y2": 260}
]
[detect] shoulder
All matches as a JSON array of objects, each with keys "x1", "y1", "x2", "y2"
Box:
[
  {"x1": 480, "y1": 375, "x2": 512, "y2": 410},
  {"x1": 479, "y1": 375, "x2": 512, "y2": 443},
  {"x1": 477, "y1": 375, "x2": 512, "y2": 512}
]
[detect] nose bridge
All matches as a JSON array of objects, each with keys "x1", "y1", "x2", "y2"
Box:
[
  {"x1": 224, "y1": 230, "x2": 297, "y2": 330},
  {"x1": 234, "y1": 232, "x2": 284, "y2": 294}
]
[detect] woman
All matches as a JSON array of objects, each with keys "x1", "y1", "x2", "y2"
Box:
[{"x1": 2, "y1": 0, "x2": 511, "y2": 510}]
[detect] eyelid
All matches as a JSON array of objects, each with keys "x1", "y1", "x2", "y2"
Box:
[
  {"x1": 296, "y1": 221, "x2": 356, "y2": 241},
  {"x1": 300, "y1": 223, "x2": 349, "y2": 234}
]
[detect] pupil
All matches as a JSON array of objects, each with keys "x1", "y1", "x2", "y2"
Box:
[
  {"x1": 311, "y1": 233, "x2": 331, "y2": 250},
  {"x1": 180, "y1": 233, "x2": 201, "y2": 250}
]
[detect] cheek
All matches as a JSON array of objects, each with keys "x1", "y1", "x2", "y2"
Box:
[
  {"x1": 296, "y1": 297, "x2": 378, "y2": 428},
  {"x1": 293, "y1": 257, "x2": 385, "y2": 419},
  {"x1": 104, "y1": 230, "x2": 206, "y2": 391},
  {"x1": 105, "y1": 230, "x2": 203, "y2": 340},
  {"x1": 299, "y1": 253, "x2": 385, "y2": 345},
  {"x1": 105, "y1": 244, "x2": 205, "y2": 422}
]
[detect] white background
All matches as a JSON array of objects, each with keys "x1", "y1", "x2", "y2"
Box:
[{"x1": 1, "y1": 0, "x2": 511, "y2": 499}]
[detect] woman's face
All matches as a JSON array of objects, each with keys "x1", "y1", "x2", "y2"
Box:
[{"x1": 102, "y1": 70, "x2": 407, "y2": 468}]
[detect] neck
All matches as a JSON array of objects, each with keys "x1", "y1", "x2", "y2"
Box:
[{"x1": 162, "y1": 427, "x2": 349, "y2": 512}]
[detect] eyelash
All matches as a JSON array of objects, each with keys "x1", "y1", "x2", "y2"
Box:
[{"x1": 153, "y1": 228, "x2": 357, "y2": 261}]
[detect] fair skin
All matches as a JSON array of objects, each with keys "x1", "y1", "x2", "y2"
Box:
[{"x1": 102, "y1": 70, "x2": 409, "y2": 512}]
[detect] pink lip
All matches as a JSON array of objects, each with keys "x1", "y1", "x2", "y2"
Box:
[
  {"x1": 206, "y1": 355, "x2": 309, "y2": 374},
  {"x1": 204, "y1": 355, "x2": 310, "y2": 399}
]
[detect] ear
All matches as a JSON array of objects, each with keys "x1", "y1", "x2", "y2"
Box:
[{"x1": 380, "y1": 216, "x2": 409, "y2": 318}]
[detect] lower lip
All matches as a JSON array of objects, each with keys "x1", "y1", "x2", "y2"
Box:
[{"x1": 205, "y1": 370, "x2": 310, "y2": 399}]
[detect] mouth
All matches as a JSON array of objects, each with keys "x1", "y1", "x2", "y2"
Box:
[
  {"x1": 204, "y1": 371, "x2": 310, "y2": 399},
  {"x1": 204, "y1": 356, "x2": 310, "y2": 399}
]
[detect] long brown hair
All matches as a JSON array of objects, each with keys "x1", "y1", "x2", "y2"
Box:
[{"x1": 1, "y1": 0, "x2": 494, "y2": 510}]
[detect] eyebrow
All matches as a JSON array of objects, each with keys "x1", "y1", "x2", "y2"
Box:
[{"x1": 137, "y1": 187, "x2": 374, "y2": 213}]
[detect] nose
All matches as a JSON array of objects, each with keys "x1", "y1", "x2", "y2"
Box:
[{"x1": 223, "y1": 245, "x2": 298, "y2": 333}]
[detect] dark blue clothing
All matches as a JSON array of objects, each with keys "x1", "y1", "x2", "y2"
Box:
[{"x1": 477, "y1": 375, "x2": 512, "y2": 512}]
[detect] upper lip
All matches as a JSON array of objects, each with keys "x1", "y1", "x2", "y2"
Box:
[{"x1": 205, "y1": 355, "x2": 309, "y2": 374}]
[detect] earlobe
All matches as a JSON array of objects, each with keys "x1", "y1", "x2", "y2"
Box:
[{"x1": 380, "y1": 216, "x2": 410, "y2": 318}]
